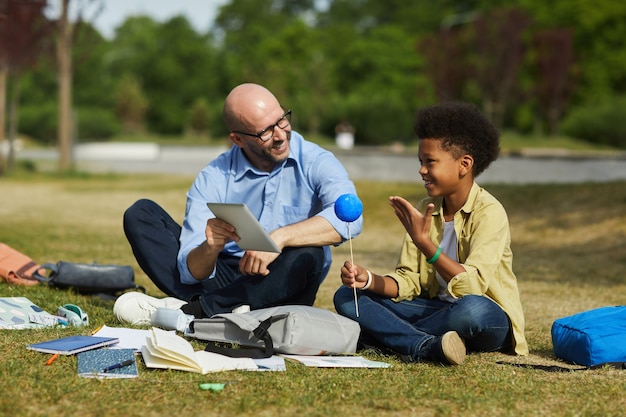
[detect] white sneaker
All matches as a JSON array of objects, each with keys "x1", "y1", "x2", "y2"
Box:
[
  {"x1": 232, "y1": 304, "x2": 250, "y2": 314},
  {"x1": 114, "y1": 292, "x2": 187, "y2": 326}
]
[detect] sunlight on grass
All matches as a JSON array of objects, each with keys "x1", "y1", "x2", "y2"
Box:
[{"x1": 1, "y1": 174, "x2": 626, "y2": 417}]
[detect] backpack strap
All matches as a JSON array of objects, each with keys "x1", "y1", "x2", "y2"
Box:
[
  {"x1": 31, "y1": 263, "x2": 58, "y2": 284},
  {"x1": 203, "y1": 315, "x2": 282, "y2": 359}
]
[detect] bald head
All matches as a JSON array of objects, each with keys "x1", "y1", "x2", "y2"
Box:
[{"x1": 222, "y1": 83, "x2": 282, "y2": 132}]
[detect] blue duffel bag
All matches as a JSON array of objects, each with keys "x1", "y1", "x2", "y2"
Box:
[{"x1": 551, "y1": 306, "x2": 626, "y2": 367}]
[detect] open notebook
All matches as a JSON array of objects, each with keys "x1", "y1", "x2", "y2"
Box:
[{"x1": 141, "y1": 327, "x2": 259, "y2": 374}]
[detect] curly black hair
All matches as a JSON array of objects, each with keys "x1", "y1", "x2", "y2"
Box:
[{"x1": 414, "y1": 102, "x2": 500, "y2": 177}]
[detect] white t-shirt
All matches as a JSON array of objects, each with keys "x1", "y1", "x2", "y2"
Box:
[{"x1": 436, "y1": 220, "x2": 458, "y2": 303}]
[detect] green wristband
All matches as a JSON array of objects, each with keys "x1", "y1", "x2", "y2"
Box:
[{"x1": 427, "y1": 247, "x2": 442, "y2": 264}]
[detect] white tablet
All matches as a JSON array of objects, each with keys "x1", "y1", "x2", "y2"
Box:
[{"x1": 206, "y1": 203, "x2": 281, "y2": 253}]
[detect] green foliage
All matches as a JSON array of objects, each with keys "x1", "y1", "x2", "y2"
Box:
[
  {"x1": 109, "y1": 16, "x2": 218, "y2": 135},
  {"x1": 333, "y1": 91, "x2": 415, "y2": 145},
  {"x1": 11, "y1": 0, "x2": 626, "y2": 145},
  {"x1": 72, "y1": 22, "x2": 114, "y2": 108},
  {"x1": 560, "y1": 96, "x2": 626, "y2": 148},
  {"x1": 114, "y1": 75, "x2": 148, "y2": 134},
  {"x1": 186, "y1": 97, "x2": 212, "y2": 137},
  {"x1": 322, "y1": 24, "x2": 427, "y2": 143},
  {"x1": 76, "y1": 107, "x2": 121, "y2": 141},
  {"x1": 18, "y1": 103, "x2": 57, "y2": 145},
  {"x1": 519, "y1": 0, "x2": 626, "y2": 104},
  {"x1": 19, "y1": 105, "x2": 120, "y2": 144}
]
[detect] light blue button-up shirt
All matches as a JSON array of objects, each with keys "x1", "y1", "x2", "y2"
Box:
[{"x1": 177, "y1": 131, "x2": 363, "y2": 285}]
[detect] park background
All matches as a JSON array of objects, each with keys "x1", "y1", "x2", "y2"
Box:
[{"x1": 2, "y1": 0, "x2": 626, "y2": 174}]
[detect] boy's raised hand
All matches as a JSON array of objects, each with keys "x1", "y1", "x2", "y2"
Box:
[{"x1": 389, "y1": 196, "x2": 435, "y2": 249}]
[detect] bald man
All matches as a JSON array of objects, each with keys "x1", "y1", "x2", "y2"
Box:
[{"x1": 116, "y1": 83, "x2": 363, "y2": 324}]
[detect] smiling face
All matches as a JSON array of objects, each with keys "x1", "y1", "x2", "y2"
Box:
[
  {"x1": 418, "y1": 138, "x2": 460, "y2": 197},
  {"x1": 417, "y1": 138, "x2": 474, "y2": 211},
  {"x1": 239, "y1": 108, "x2": 292, "y2": 171},
  {"x1": 224, "y1": 84, "x2": 292, "y2": 172}
]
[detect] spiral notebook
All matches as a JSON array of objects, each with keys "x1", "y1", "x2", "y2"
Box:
[{"x1": 27, "y1": 335, "x2": 119, "y2": 355}]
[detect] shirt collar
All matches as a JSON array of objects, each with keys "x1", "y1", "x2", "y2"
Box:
[{"x1": 431, "y1": 182, "x2": 480, "y2": 216}]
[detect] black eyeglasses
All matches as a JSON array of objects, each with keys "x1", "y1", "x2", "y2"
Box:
[{"x1": 232, "y1": 110, "x2": 292, "y2": 142}]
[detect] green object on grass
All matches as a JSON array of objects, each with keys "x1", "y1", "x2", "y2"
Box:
[{"x1": 199, "y1": 383, "x2": 226, "y2": 392}]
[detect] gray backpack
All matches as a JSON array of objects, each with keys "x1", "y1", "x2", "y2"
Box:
[{"x1": 187, "y1": 305, "x2": 361, "y2": 358}]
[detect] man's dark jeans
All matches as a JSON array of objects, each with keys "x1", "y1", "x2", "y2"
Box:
[{"x1": 123, "y1": 199, "x2": 326, "y2": 316}]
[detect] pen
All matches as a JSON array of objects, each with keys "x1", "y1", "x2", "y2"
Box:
[
  {"x1": 91, "y1": 324, "x2": 104, "y2": 335},
  {"x1": 46, "y1": 353, "x2": 59, "y2": 365},
  {"x1": 101, "y1": 359, "x2": 134, "y2": 373}
]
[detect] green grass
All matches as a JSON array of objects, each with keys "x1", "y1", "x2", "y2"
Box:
[{"x1": 1, "y1": 172, "x2": 626, "y2": 417}]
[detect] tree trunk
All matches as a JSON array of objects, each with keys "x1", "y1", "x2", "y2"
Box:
[
  {"x1": 7, "y1": 73, "x2": 21, "y2": 172},
  {"x1": 57, "y1": 0, "x2": 73, "y2": 171},
  {"x1": 0, "y1": 67, "x2": 6, "y2": 175}
]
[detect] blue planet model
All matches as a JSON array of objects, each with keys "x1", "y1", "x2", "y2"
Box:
[{"x1": 334, "y1": 194, "x2": 363, "y2": 222}]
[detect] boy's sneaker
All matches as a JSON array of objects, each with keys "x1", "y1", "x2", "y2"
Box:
[
  {"x1": 429, "y1": 331, "x2": 466, "y2": 365},
  {"x1": 113, "y1": 292, "x2": 187, "y2": 325}
]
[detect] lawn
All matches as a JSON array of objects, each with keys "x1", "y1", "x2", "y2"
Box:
[{"x1": 1, "y1": 172, "x2": 625, "y2": 417}]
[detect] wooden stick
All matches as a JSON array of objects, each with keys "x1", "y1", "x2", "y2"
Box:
[{"x1": 348, "y1": 223, "x2": 359, "y2": 317}]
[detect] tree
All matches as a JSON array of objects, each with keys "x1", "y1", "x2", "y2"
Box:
[
  {"x1": 110, "y1": 15, "x2": 217, "y2": 134},
  {"x1": 326, "y1": 25, "x2": 425, "y2": 144},
  {"x1": 520, "y1": 0, "x2": 626, "y2": 103},
  {"x1": 56, "y1": 0, "x2": 72, "y2": 170},
  {"x1": 533, "y1": 28, "x2": 576, "y2": 136},
  {"x1": 114, "y1": 74, "x2": 147, "y2": 134},
  {"x1": 213, "y1": 0, "x2": 329, "y2": 135},
  {"x1": 471, "y1": 7, "x2": 531, "y2": 129},
  {"x1": 9, "y1": 0, "x2": 625, "y2": 146},
  {"x1": 55, "y1": 0, "x2": 103, "y2": 169},
  {"x1": 419, "y1": 25, "x2": 472, "y2": 102},
  {"x1": 0, "y1": 0, "x2": 52, "y2": 173},
  {"x1": 186, "y1": 97, "x2": 211, "y2": 138}
]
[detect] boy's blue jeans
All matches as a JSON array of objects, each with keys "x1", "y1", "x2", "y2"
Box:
[
  {"x1": 123, "y1": 199, "x2": 326, "y2": 316},
  {"x1": 334, "y1": 286, "x2": 512, "y2": 360}
]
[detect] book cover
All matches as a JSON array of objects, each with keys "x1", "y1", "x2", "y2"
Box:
[
  {"x1": 27, "y1": 335, "x2": 119, "y2": 355},
  {"x1": 77, "y1": 348, "x2": 138, "y2": 378}
]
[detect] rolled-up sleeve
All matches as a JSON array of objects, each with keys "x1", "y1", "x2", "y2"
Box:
[
  {"x1": 308, "y1": 152, "x2": 363, "y2": 242},
  {"x1": 177, "y1": 166, "x2": 225, "y2": 285}
]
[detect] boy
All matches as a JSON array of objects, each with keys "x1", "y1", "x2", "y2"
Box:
[{"x1": 334, "y1": 102, "x2": 527, "y2": 365}]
